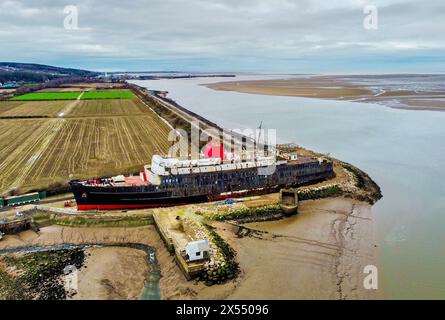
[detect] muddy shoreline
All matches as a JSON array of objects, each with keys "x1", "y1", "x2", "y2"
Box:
[
  {"x1": 0, "y1": 242, "x2": 161, "y2": 300},
  {"x1": 0, "y1": 225, "x2": 238, "y2": 300},
  {"x1": 0, "y1": 190, "x2": 383, "y2": 300},
  {"x1": 226, "y1": 197, "x2": 383, "y2": 299}
]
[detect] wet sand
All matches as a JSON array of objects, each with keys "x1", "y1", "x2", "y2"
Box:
[
  {"x1": 0, "y1": 226, "x2": 179, "y2": 299},
  {"x1": 206, "y1": 78, "x2": 372, "y2": 99},
  {"x1": 72, "y1": 247, "x2": 149, "y2": 300},
  {"x1": 215, "y1": 198, "x2": 382, "y2": 299},
  {"x1": 0, "y1": 196, "x2": 381, "y2": 300},
  {"x1": 0, "y1": 225, "x2": 235, "y2": 300},
  {"x1": 206, "y1": 76, "x2": 445, "y2": 111}
]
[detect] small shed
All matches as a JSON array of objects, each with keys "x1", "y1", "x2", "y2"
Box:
[{"x1": 185, "y1": 239, "x2": 210, "y2": 262}]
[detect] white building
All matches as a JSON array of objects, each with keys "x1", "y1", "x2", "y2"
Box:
[{"x1": 185, "y1": 239, "x2": 210, "y2": 262}]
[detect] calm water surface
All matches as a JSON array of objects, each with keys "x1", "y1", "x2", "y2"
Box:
[{"x1": 131, "y1": 76, "x2": 445, "y2": 299}]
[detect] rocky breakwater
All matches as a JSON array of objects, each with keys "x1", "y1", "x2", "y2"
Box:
[{"x1": 0, "y1": 247, "x2": 86, "y2": 300}]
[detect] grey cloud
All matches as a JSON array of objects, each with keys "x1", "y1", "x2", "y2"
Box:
[{"x1": 0, "y1": 0, "x2": 443, "y2": 71}]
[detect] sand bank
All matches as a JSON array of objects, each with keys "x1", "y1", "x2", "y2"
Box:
[
  {"x1": 206, "y1": 76, "x2": 445, "y2": 111},
  {"x1": 206, "y1": 78, "x2": 371, "y2": 99}
]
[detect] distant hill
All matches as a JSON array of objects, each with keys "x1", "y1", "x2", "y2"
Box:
[{"x1": 0, "y1": 62, "x2": 99, "y2": 83}]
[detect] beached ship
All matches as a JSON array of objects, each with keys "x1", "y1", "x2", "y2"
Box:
[{"x1": 70, "y1": 151, "x2": 334, "y2": 211}]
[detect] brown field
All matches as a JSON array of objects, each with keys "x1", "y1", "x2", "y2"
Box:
[
  {"x1": 0, "y1": 92, "x2": 171, "y2": 196},
  {"x1": 0, "y1": 101, "x2": 70, "y2": 117},
  {"x1": 38, "y1": 87, "x2": 128, "y2": 93},
  {"x1": 61, "y1": 82, "x2": 126, "y2": 89},
  {"x1": 0, "y1": 101, "x2": 22, "y2": 114},
  {"x1": 0, "y1": 89, "x2": 16, "y2": 94},
  {"x1": 37, "y1": 88, "x2": 87, "y2": 92},
  {"x1": 67, "y1": 99, "x2": 148, "y2": 117}
]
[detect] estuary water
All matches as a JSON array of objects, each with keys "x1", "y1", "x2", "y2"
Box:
[{"x1": 131, "y1": 76, "x2": 445, "y2": 299}]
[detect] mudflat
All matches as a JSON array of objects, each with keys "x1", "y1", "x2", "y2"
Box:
[
  {"x1": 0, "y1": 196, "x2": 381, "y2": 299},
  {"x1": 206, "y1": 78, "x2": 372, "y2": 99},
  {"x1": 206, "y1": 75, "x2": 445, "y2": 111},
  {"x1": 72, "y1": 247, "x2": 149, "y2": 300},
  {"x1": 214, "y1": 197, "x2": 382, "y2": 300}
]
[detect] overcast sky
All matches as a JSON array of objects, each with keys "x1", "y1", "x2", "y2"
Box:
[{"x1": 1, "y1": 0, "x2": 444, "y2": 73}]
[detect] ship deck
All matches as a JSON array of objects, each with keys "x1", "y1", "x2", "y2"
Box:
[
  {"x1": 78, "y1": 155, "x2": 327, "y2": 188},
  {"x1": 124, "y1": 176, "x2": 146, "y2": 186}
]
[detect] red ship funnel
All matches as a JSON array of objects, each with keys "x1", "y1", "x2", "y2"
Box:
[{"x1": 204, "y1": 137, "x2": 224, "y2": 159}]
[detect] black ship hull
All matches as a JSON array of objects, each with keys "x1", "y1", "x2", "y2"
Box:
[
  {"x1": 70, "y1": 183, "x2": 209, "y2": 210},
  {"x1": 70, "y1": 183, "x2": 284, "y2": 211},
  {"x1": 72, "y1": 191, "x2": 208, "y2": 210},
  {"x1": 70, "y1": 158, "x2": 334, "y2": 211}
]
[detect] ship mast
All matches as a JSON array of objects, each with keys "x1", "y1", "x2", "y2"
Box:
[{"x1": 254, "y1": 121, "x2": 262, "y2": 161}]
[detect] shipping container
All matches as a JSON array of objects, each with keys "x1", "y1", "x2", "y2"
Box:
[
  {"x1": 38, "y1": 191, "x2": 47, "y2": 199},
  {"x1": 5, "y1": 192, "x2": 40, "y2": 207}
]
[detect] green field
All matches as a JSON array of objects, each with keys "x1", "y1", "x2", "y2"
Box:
[
  {"x1": 81, "y1": 91, "x2": 136, "y2": 100},
  {"x1": 11, "y1": 92, "x2": 82, "y2": 101},
  {"x1": 11, "y1": 90, "x2": 136, "y2": 101}
]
